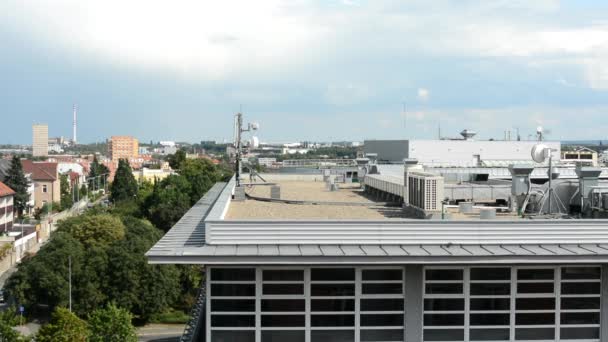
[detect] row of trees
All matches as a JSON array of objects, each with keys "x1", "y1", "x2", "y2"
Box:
[
  {"x1": 6, "y1": 212, "x2": 180, "y2": 322},
  {"x1": 5, "y1": 153, "x2": 233, "y2": 338}
]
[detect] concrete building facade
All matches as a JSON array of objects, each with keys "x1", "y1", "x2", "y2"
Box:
[
  {"x1": 32, "y1": 124, "x2": 48, "y2": 157},
  {"x1": 147, "y1": 175, "x2": 608, "y2": 342},
  {"x1": 0, "y1": 182, "x2": 15, "y2": 232},
  {"x1": 108, "y1": 136, "x2": 139, "y2": 162}
]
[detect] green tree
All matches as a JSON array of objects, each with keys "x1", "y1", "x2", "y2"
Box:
[
  {"x1": 79, "y1": 184, "x2": 87, "y2": 198},
  {"x1": 5, "y1": 232, "x2": 84, "y2": 314},
  {"x1": 167, "y1": 149, "x2": 187, "y2": 170},
  {"x1": 4, "y1": 156, "x2": 30, "y2": 216},
  {"x1": 88, "y1": 303, "x2": 137, "y2": 342},
  {"x1": 60, "y1": 174, "x2": 73, "y2": 211},
  {"x1": 0, "y1": 320, "x2": 23, "y2": 342},
  {"x1": 179, "y1": 159, "x2": 221, "y2": 204},
  {"x1": 110, "y1": 159, "x2": 138, "y2": 203},
  {"x1": 36, "y1": 307, "x2": 89, "y2": 342},
  {"x1": 58, "y1": 214, "x2": 125, "y2": 248},
  {"x1": 144, "y1": 175, "x2": 191, "y2": 231},
  {"x1": 89, "y1": 156, "x2": 110, "y2": 191},
  {"x1": 105, "y1": 217, "x2": 180, "y2": 321}
]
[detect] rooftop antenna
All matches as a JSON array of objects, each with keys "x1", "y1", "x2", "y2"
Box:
[
  {"x1": 402, "y1": 102, "x2": 406, "y2": 138},
  {"x1": 438, "y1": 122, "x2": 441, "y2": 140},
  {"x1": 536, "y1": 126, "x2": 544, "y2": 142},
  {"x1": 531, "y1": 143, "x2": 567, "y2": 215},
  {"x1": 233, "y1": 112, "x2": 259, "y2": 187},
  {"x1": 72, "y1": 104, "x2": 77, "y2": 145}
]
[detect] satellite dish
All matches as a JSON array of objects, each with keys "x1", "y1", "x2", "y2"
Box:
[
  {"x1": 531, "y1": 144, "x2": 550, "y2": 163},
  {"x1": 536, "y1": 126, "x2": 543, "y2": 134},
  {"x1": 250, "y1": 122, "x2": 260, "y2": 130}
]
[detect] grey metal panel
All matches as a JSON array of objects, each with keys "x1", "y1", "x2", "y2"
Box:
[
  {"x1": 236, "y1": 245, "x2": 258, "y2": 256},
  {"x1": 360, "y1": 245, "x2": 387, "y2": 256},
  {"x1": 443, "y1": 245, "x2": 472, "y2": 256},
  {"x1": 149, "y1": 254, "x2": 608, "y2": 265},
  {"x1": 381, "y1": 245, "x2": 409, "y2": 256},
  {"x1": 279, "y1": 245, "x2": 301, "y2": 256},
  {"x1": 577, "y1": 244, "x2": 608, "y2": 254},
  {"x1": 364, "y1": 140, "x2": 409, "y2": 163},
  {"x1": 558, "y1": 244, "x2": 596, "y2": 255},
  {"x1": 214, "y1": 245, "x2": 237, "y2": 255},
  {"x1": 422, "y1": 245, "x2": 451, "y2": 256},
  {"x1": 206, "y1": 219, "x2": 608, "y2": 246},
  {"x1": 501, "y1": 245, "x2": 532, "y2": 255},
  {"x1": 460, "y1": 245, "x2": 493, "y2": 256},
  {"x1": 519, "y1": 245, "x2": 554, "y2": 255},
  {"x1": 258, "y1": 245, "x2": 279, "y2": 256},
  {"x1": 541, "y1": 244, "x2": 575, "y2": 255},
  {"x1": 299, "y1": 245, "x2": 323, "y2": 256},
  {"x1": 340, "y1": 245, "x2": 366, "y2": 256},
  {"x1": 405, "y1": 265, "x2": 423, "y2": 342},
  {"x1": 402, "y1": 245, "x2": 430, "y2": 256},
  {"x1": 319, "y1": 245, "x2": 344, "y2": 256}
]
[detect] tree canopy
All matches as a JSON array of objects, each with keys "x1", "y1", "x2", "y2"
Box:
[
  {"x1": 110, "y1": 159, "x2": 138, "y2": 203},
  {"x1": 57, "y1": 214, "x2": 125, "y2": 248},
  {"x1": 88, "y1": 156, "x2": 110, "y2": 191},
  {"x1": 4, "y1": 156, "x2": 30, "y2": 216},
  {"x1": 5, "y1": 214, "x2": 179, "y2": 321},
  {"x1": 88, "y1": 303, "x2": 137, "y2": 342},
  {"x1": 60, "y1": 174, "x2": 73, "y2": 211},
  {"x1": 144, "y1": 175, "x2": 192, "y2": 232},
  {"x1": 167, "y1": 149, "x2": 186, "y2": 170},
  {"x1": 36, "y1": 307, "x2": 89, "y2": 342}
]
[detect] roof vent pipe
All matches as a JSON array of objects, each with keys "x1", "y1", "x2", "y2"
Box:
[
  {"x1": 508, "y1": 164, "x2": 535, "y2": 215},
  {"x1": 575, "y1": 166, "x2": 602, "y2": 214}
]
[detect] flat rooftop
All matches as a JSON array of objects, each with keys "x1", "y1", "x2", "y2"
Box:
[{"x1": 225, "y1": 179, "x2": 404, "y2": 220}]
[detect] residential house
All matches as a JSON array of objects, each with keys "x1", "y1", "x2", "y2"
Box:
[
  {"x1": 0, "y1": 182, "x2": 14, "y2": 233},
  {"x1": 22, "y1": 161, "x2": 60, "y2": 209}
]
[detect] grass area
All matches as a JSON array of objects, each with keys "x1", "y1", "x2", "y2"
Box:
[{"x1": 149, "y1": 309, "x2": 190, "y2": 324}]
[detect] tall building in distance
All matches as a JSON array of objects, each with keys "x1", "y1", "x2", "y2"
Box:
[
  {"x1": 72, "y1": 104, "x2": 77, "y2": 145},
  {"x1": 32, "y1": 124, "x2": 48, "y2": 157},
  {"x1": 108, "y1": 136, "x2": 139, "y2": 162}
]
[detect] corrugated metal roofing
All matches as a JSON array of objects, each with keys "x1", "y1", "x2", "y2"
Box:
[
  {"x1": 145, "y1": 182, "x2": 226, "y2": 255},
  {"x1": 148, "y1": 243, "x2": 608, "y2": 264}
]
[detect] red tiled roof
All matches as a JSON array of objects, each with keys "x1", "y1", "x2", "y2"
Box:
[
  {"x1": 21, "y1": 160, "x2": 58, "y2": 181},
  {"x1": 0, "y1": 181, "x2": 15, "y2": 198}
]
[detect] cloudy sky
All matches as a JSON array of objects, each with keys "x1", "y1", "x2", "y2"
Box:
[{"x1": 2, "y1": 0, "x2": 608, "y2": 144}]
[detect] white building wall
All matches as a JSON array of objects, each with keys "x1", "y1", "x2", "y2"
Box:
[{"x1": 408, "y1": 140, "x2": 561, "y2": 167}]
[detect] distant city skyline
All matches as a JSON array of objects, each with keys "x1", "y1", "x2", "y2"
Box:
[{"x1": 2, "y1": 0, "x2": 608, "y2": 144}]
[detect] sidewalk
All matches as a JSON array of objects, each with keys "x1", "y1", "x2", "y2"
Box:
[{"x1": 137, "y1": 324, "x2": 184, "y2": 342}]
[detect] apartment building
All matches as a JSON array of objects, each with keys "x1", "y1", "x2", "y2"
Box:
[
  {"x1": 0, "y1": 182, "x2": 15, "y2": 232},
  {"x1": 108, "y1": 136, "x2": 139, "y2": 162},
  {"x1": 32, "y1": 124, "x2": 48, "y2": 157},
  {"x1": 21, "y1": 161, "x2": 59, "y2": 209}
]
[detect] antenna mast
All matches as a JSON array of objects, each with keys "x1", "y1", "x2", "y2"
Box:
[
  {"x1": 72, "y1": 104, "x2": 77, "y2": 145},
  {"x1": 402, "y1": 102, "x2": 407, "y2": 138}
]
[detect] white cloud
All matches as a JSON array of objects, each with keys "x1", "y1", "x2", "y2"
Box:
[
  {"x1": 1, "y1": 0, "x2": 608, "y2": 90},
  {"x1": 417, "y1": 88, "x2": 429, "y2": 102}
]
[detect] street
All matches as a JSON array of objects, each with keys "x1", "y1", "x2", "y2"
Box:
[{"x1": 137, "y1": 324, "x2": 184, "y2": 342}]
